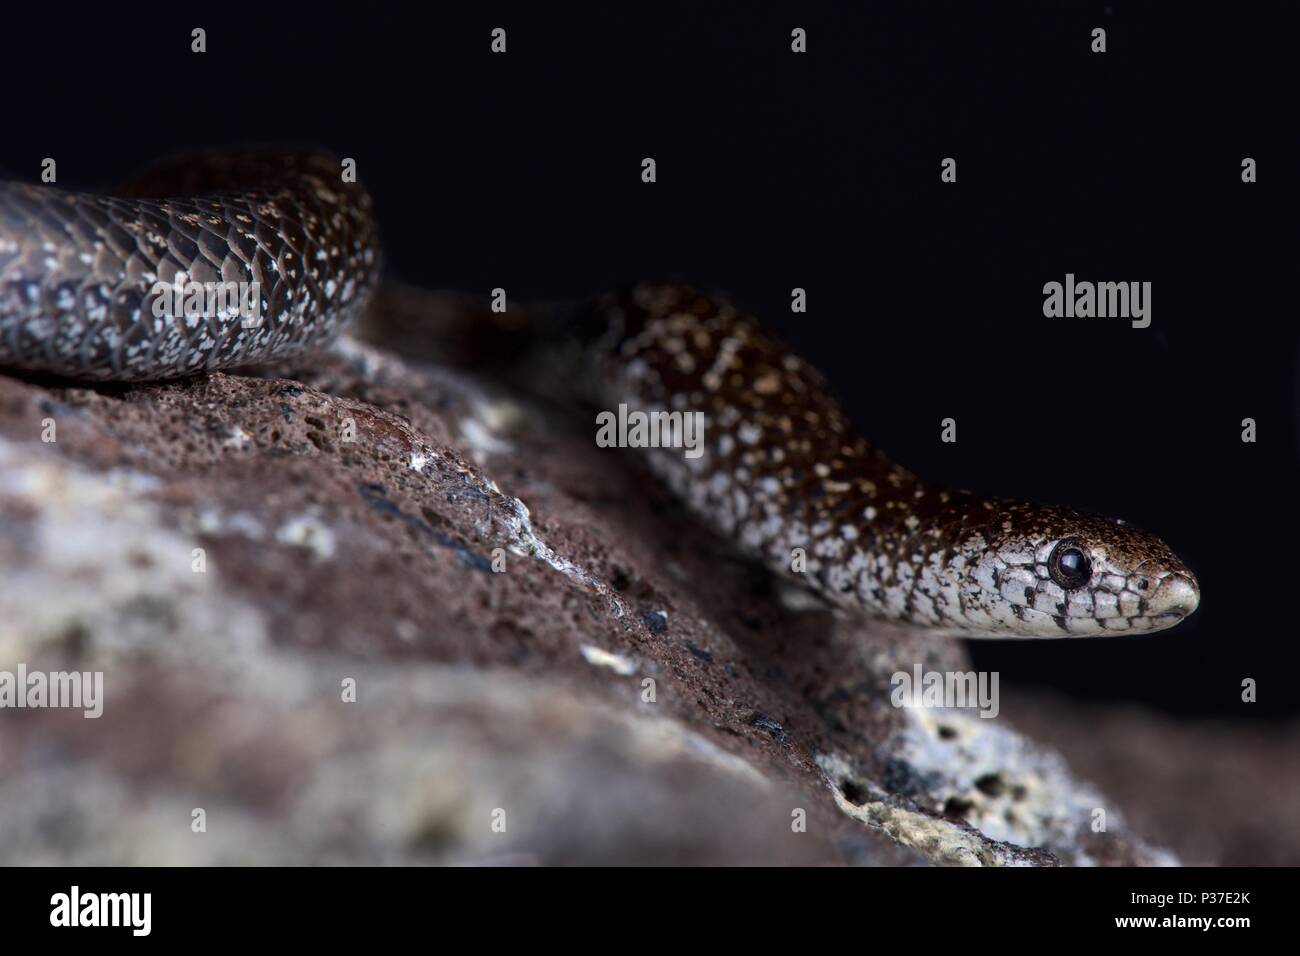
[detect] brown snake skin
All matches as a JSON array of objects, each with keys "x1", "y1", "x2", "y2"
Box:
[
  {"x1": 0, "y1": 151, "x2": 379, "y2": 380},
  {"x1": 0, "y1": 150, "x2": 1200, "y2": 638}
]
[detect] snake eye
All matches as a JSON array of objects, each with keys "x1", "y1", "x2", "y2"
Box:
[{"x1": 1048, "y1": 539, "x2": 1092, "y2": 590}]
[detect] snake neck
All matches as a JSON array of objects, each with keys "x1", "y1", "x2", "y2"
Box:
[{"x1": 579, "y1": 283, "x2": 1198, "y2": 638}]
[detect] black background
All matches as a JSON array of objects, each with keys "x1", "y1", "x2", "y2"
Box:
[{"x1": 5, "y1": 2, "x2": 1297, "y2": 719}]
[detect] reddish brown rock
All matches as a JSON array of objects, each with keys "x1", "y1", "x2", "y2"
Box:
[{"x1": 0, "y1": 307, "x2": 1215, "y2": 865}]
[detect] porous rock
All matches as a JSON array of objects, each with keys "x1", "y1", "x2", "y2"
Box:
[{"x1": 0, "y1": 309, "x2": 1207, "y2": 865}]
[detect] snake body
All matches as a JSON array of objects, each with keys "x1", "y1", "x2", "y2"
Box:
[
  {"x1": 0, "y1": 152, "x2": 379, "y2": 380},
  {"x1": 0, "y1": 151, "x2": 1199, "y2": 638}
]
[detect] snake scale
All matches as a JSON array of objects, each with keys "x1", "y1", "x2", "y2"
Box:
[{"x1": 0, "y1": 150, "x2": 1199, "y2": 638}]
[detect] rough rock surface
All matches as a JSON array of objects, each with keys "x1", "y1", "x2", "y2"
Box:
[
  {"x1": 0, "y1": 302, "x2": 1216, "y2": 865},
  {"x1": 1001, "y1": 693, "x2": 1300, "y2": 867}
]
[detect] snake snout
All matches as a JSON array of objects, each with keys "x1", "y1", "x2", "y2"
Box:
[{"x1": 1147, "y1": 571, "x2": 1200, "y2": 620}]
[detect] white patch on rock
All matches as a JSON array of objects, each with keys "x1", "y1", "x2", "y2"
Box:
[
  {"x1": 893, "y1": 708, "x2": 1177, "y2": 866},
  {"x1": 0, "y1": 438, "x2": 268, "y2": 668},
  {"x1": 275, "y1": 512, "x2": 337, "y2": 561},
  {"x1": 579, "y1": 644, "x2": 637, "y2": 676}
]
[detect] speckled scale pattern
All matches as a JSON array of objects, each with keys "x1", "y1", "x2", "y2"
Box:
[
  {"x1": 0, "y1": 152, "x2": 379, "y2": 380},
  {"x1": 0, "y1": 151, "x2": 1197, "y2": 638},
  {"x1": 579, "y1": 283, "x2": 1199, "y2": 638}
]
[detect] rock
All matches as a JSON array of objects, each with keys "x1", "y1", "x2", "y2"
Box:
[
  {"x1": 0, "y1": 306, "x2": 1207, "y2": 865},
  {"x1": 1000, "y1": 693, "x2": 1300, "y2": 867}
]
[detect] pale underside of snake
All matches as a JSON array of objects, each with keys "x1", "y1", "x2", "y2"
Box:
[{"x1": 0, "y1": 150, "x2": 1200, "y2": 638}]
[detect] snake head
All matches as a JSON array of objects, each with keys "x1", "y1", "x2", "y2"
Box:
[{"x1": 958, "y1": 503, "x2": 1200, "y2": 637}]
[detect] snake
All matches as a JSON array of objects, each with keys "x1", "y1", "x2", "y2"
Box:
[{"x1": 0, "y1": 149, "x2": 1200, "y2": 638}]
